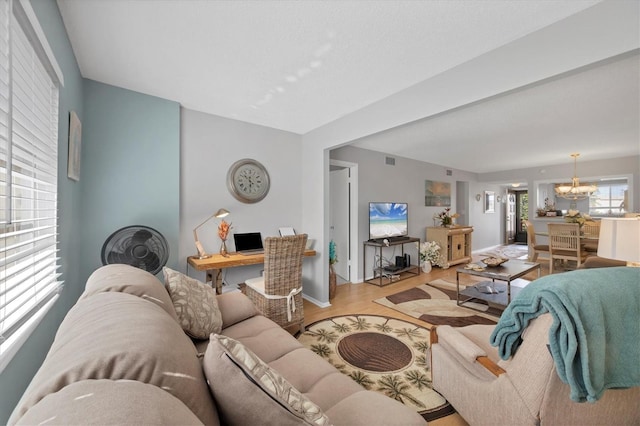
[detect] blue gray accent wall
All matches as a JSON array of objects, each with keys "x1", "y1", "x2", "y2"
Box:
[
  {"x1": 79, "y1": 80, "x2": 180, "y2": 283},
  {"x1": 0, "y1": 8, "x2": 180, "y2": 423},
  {"x1": 0, "y1": 1, "x2": 84, "y2": 423}
]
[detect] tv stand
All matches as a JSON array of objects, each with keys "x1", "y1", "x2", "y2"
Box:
[
  {"x1": 368, "y1": 235, "x2": 411, "y2": 244},
  {"x1": 363, "y1": 237, "x2": 420, "y2": 287},
  {"x1": 388, "y1": 236, "x2": 411, "y2": 242}
]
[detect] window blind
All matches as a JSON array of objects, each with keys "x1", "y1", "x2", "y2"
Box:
[{"x1": 0, "y1": 0, "x2": 61, "y2": 363}]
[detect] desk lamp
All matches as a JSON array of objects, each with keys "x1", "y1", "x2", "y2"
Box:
[
  {"x1": 193, "y1": 208, "x2": 229, "y2": 259},
  {"x1": 597, "y1": 218, "x2": 640, "y2": 267}
]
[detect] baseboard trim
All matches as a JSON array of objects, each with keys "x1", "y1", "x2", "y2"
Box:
[{"x1": 303, "y1": 293, "x2": 331, "y2": 308}]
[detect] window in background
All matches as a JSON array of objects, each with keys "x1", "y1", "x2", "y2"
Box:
[
  {"x1": 589, "y1": 180, "x2": 628, "y2": 217},
  {"x1": 0, "y1": 0, "x2": 64, "y2": 372}
]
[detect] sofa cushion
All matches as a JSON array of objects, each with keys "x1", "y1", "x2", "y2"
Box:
[
  {"x1": 8, "y1": 292, "x2": 218, "y2": 426},
  {"x1": 221, "y1": 315, "x2": 304, "y2": 363},
  {"x1": 163, "y1": 267, "x2": 223, "y2": 339},
  {"x1": 267, "y1": 348, "x2": 363, "y2": 411},
  {"x1": 204, "y1": 334, "x2": 330, "y2": 426},
  {"x1": 216, "y1": 291, "x2": 259, "y2": 328},
  {"x1": 82, "y1": 264, "x2": 179, "y2": 322},
  {"x1": 14, "y1": 379, "x2": 204, "y2": 426},
  {"x1": 325, "y1": 391, "x2": 426, "y2": 426}
]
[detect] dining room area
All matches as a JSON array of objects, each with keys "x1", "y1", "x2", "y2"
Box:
[{"x1": 524, "y1": 213, "x2": 640, "y2": 274}]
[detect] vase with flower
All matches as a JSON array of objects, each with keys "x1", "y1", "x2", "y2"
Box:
[
  {"x1": 419, "y1": 241, "x2": 441, "y2": 272},
  {"x1": 218, "y1": 220, "x2": 232, "y2": 257},
  {"x1": 564, "y1": 210, "x2": 592, "y2": 227},
  {"x1": 434, "y1": 208, "x2": 459, "y2": 227}
]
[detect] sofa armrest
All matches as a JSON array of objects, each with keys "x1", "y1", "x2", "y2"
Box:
[
  {"x1": 432, "y1": 325, "x2": 505, "y2": 377},
  {"x1": 217, "y1": 291, "x2": 259, "y2": 329}
]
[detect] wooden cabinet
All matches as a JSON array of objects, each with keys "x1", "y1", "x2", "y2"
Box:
[{"x1": 426, "y1": 226, "x2": 473, "y2": 269}]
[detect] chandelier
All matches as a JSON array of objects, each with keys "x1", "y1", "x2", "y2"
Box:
[{"x1": 555, "y1": 153, "x2": 597, "y2": 201}]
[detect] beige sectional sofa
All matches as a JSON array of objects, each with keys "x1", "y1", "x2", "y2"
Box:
[{"x1": 9, "y1": 264, "x2": 424, "y2": 425}]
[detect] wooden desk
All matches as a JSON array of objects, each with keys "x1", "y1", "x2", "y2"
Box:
[{"x1": 187, "y1": 249, "x2": 317, "y2": 294}]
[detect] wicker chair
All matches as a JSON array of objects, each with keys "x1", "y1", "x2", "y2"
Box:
[{"x1": 245, "y1": 234, "x2": 307, "y2": 333}]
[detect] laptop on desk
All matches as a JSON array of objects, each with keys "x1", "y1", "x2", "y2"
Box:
[{"x1": 234, "y1": 232, "x2": 264, "y2": 255}]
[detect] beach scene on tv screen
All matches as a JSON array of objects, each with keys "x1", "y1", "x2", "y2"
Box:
[{"x1": 370, "y1": 203, "x2": 408, "y2": 238}]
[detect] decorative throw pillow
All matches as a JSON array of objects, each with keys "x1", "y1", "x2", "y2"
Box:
[
  {"x1": 204, "y1": 334, "x2": 330, "y2": 426},
  {"x1": 163, "y1": 267, "x2": 223, "y2": 339}
]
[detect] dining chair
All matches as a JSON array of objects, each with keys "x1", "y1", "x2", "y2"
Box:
[
  {"x1": 524, "y1": 220, "x2": 549, "y2": 262},
  {"x1": 244, "y1": 234, "x2": 308, "y2": 333},
  {"x1": 548, "y1": 223, "x2": 588, "y2": 273},
  {"x1": 581, "y1": 221, "x2": 600, "y2": 253}
]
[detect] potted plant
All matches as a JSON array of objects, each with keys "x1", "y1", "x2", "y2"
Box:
[{"x1": 329, "y1": 240, "x2": 338, "y2": 299}]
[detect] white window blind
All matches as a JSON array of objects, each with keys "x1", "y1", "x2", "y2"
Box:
[{"x1": 0, "y1": 0, "x2": 62, "y2": 366}]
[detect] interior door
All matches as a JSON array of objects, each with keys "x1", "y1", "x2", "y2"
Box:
[{"x1": 330, "y1": 168, "x2": 350, "y2": 281}]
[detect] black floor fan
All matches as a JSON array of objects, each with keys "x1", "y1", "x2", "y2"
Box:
[{"x1": 101, "y1": 225, "x2": 169, "y2": 275}]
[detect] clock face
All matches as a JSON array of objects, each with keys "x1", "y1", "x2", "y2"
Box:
[{"x1": 227, "y1": 159, "x2": 270, "y2": 203}]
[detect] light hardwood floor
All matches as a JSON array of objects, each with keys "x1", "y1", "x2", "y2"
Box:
[
  {"x1": 300, "y1": 252, "x2": 548, "y2": 426},
  {"x1": 304, "y1": 253, "x2": 547, "y2": 328}
]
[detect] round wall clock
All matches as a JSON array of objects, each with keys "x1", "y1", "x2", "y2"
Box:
[{"x1": 226, "y1": 158, "x2": 270, "y2": 203}]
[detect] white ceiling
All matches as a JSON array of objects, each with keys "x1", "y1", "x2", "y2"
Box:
[{"x1": 56, "y1": 0, "x2": 639, "y2": 173}]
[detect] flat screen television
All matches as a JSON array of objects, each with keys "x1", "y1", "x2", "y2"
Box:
[{"x1": 369, "y1": 202, "x2": 408, "y2": 240}]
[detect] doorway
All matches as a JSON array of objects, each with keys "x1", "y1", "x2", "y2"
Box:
[
  {"x1": 329, "y1": 160, "x2": 359, "y2": 283},
  {"x1": 514, "y1": 190, "x2": 528, "y2": 244}
]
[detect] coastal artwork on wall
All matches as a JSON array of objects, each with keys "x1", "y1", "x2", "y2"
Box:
[
  {"x1": 67, "y1": 111, "x2": 82, "y2": 181},
  {"x1": 425, "y1": 180, "x2": 451, "y2": 207}
]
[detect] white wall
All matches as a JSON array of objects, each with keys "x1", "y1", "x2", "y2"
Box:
[
  {"x1": 331, "y1": 146, "x2": 485, "y2": 279},
  {"x1": 478, "y1": 155, "x2": 640, "y2": 216},
  {"x1": 179, "y1": 108, "x2": 305, "y2": 290},
  {"x1": 301, "y1": 1, "x2": 637, "y2": 305}
]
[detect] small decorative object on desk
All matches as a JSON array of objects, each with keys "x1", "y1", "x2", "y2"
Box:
[
  {"x1": 434, "y1": 208, "x2": 459, "y2": 227},
  {"x1": 481, "y1": 257, "x2": 508, "y2": 267},
  {"x1": 328, "y1": 240, "x2": 337, "y2": 300},
  {"x1": 419, "y1": 241, "x2": 441, "y2": 271},
  {"x1": 564, "y1": 209, "x2": 592, "y2": 227},
  {"x1": 218, "y1": 220, "x2": 232, "y2": 257}
]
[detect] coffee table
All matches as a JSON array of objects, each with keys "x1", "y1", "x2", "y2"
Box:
[{"x1": 456, "y1": 259, "x2": 540, "y2": 309}]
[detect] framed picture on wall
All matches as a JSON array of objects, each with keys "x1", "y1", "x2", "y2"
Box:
[
  {"x1": 67, "y1": 111, "x2": 82, "y2": 181},
  {"x1": 425, "y1": 180, "x2": 451, "y2": 207},
  {"x1": 484, "y1": 191, "x2": 496, "y2": 213}
]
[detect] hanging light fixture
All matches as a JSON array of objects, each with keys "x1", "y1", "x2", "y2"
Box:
[{"x1": 554, "y1": 153, "x2": 597, "y2": 202}]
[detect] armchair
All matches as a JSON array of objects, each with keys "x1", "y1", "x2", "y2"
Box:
[
  {"x1": 430, "y1": 267, "x2": 640, "y2": 425},
  {"x1": 431, "y1": 316, "x2": 639, "y2": 425},
  {"x1": 245, "y1": 234, "x2": 307, "y2": 333}
]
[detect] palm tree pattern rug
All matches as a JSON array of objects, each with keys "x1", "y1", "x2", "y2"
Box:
[
  {"x1": 298, "y1": 314, "x2": 456, "y2": 422},
  {"x1": 373, "y1": 279, "x2": 508, "y2": 328}
]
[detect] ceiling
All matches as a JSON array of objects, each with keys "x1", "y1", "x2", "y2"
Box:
[{"x1": 56, "y1": 0, "x2": 639, "y2": 173}]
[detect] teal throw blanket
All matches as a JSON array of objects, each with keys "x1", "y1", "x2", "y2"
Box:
[{"x1": 489, "y1": 267, "x2": 640, "y2": 402}]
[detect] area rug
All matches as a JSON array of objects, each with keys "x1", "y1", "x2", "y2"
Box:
[
  {"x1": 373, "y1": 279, "x2": 509, "y2": 328},
  {"x1": 480, "y1": 244, "x2": 529, "y2": 260},
  {"x1": 298, "y1": 314, "x2": 456, "y2": 422}
]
